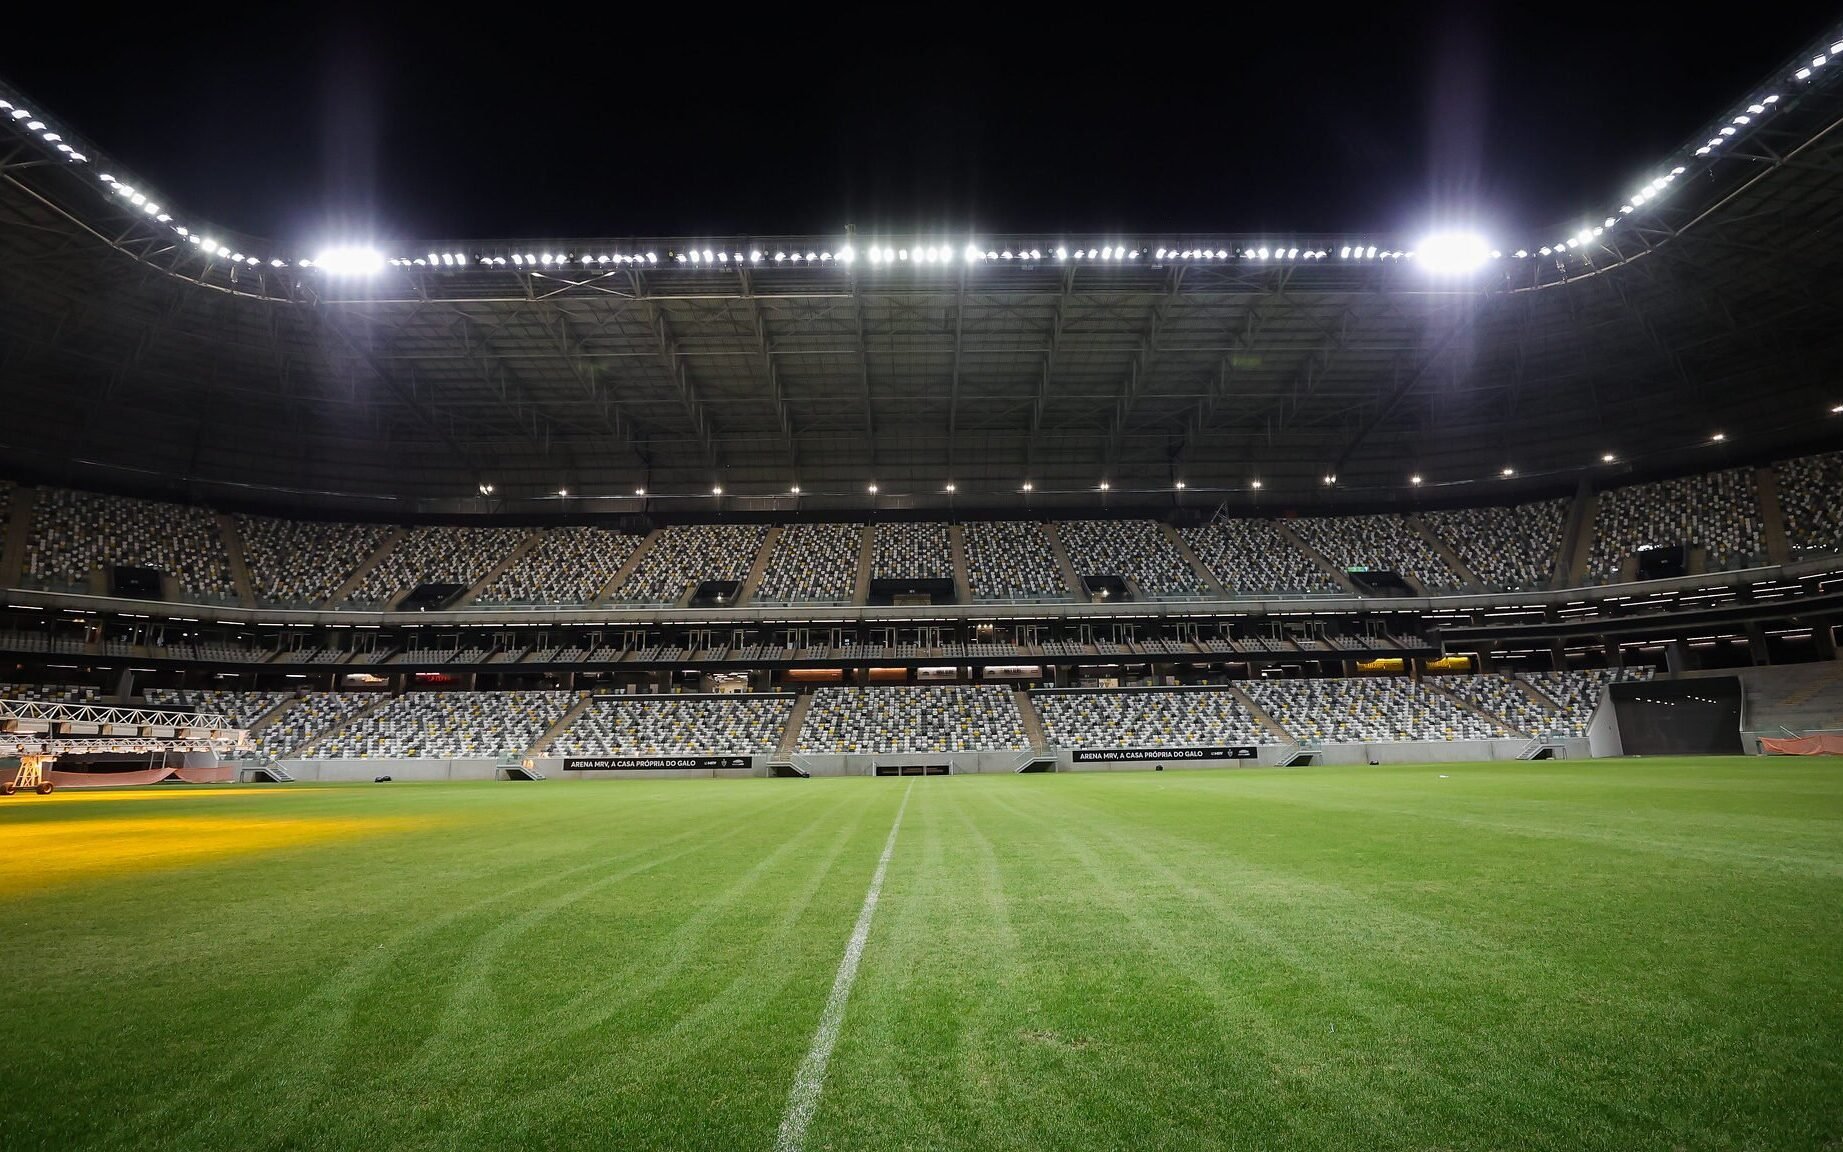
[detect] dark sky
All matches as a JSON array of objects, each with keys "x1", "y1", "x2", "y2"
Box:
[{"x1": 4, "y1": 5, "x2": 1838, "y2": 246}]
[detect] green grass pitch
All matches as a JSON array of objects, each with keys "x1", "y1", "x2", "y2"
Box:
[{"x1": 2, "y1": 758, "x2": 1840, "y2": 1150}]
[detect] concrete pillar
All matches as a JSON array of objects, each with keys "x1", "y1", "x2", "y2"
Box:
[
  {"x1": 1745, "y1": 624, "x2": 1771, "y2": 667},
  {"x1": 1664, "y1": 640, "x2": 1687, "y2": 675},
  {"x1": 1815, "y1": 625, "x2": 1838, "y2": 662},
  {"x1": 1550, "y1": 640, "x2": 1568, "y2": 672},
  {"x1": 1602, "y1": 637, "x2": 1623, "y2": 669}
]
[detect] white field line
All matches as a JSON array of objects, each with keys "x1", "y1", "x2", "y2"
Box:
[{"x1": 773, "y1": 780, "x2": 914, "y2": 1152}]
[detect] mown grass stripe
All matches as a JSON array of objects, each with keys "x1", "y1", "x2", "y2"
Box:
[{"x1": 774, "y1": 781, "x2": 913, "y2": 1152}]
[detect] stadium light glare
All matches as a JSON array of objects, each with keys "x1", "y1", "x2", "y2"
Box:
[
  {"x1": 1501, "y1": 466, "x2": 1515, "y2": 477},
  {"x1": 711, "y1": 485, "x2": 723, "y2": 495},
  {"x1": 1174, "y1": 480, "x2": 1186, "y2": 490},
  {"x1": 1323, "y1": 475, "x2": 1336, "y2": 486},
  {"x1": 312, "y1": 246, "x2": 384, "y2": 276},
  {"x1": 1098, "y1": 480, "x2": 1110, "y2": 491},
  {"x1": 1602, "y1": 452, "x2": 1617, "y2": 463},
  {"x1": 868, "y1": 483, "x2": 878, "y2": 494},
  {"x1": 790, "y1": 484, "x2": 801, "y2": 494},
  {"x1": 1249, "y1": 479, "x2": 1262, "y2": 490},
  {"x1": 1710, "y1": 432, "x2": 1726, "y2": 443},
  {"x1": 1830, "y1": 404, "x2": 1843, "y2": 414},
  {"x1": 1021, "y1": 481, "x2": 1033, "y2": 492},
  {"x1": 634, "y1": 486, "x2": 646, "y2": 496},
  {"x1": 1416, "y1": 231, "x2": 1492, "y2": 275},
  {"x1": 1410, "y1": 474, "x2": 1423, "y2": 485},
  {"x1": 557, "y1": 488, "x2": 568, "y2": 497},
  {"x1": 944, "y1": 482, "x2": 956, "y2": 493},
  {"x1": 838, "y1": 245, "x2": 855, "y2": 264}
]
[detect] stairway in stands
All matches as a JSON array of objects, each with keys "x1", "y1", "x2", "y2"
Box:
[
  {"x1": 1409, "y1": 516, "x2": 1485, "y2": 591},
  {"x1": 852, "y1": 525, "x2": 876, "y2": 605},
  {"x1": 1043, "y1": 523, "x2": 1085, "y2": 599},
  {"x1": 776, "y1": 692, "x2": 816, "y2": 757},
  {"x1": 456, "y1": 529, "x2": 544, "y2": 607},
  {"x1": 1227, "y1": 684, "x2": 1293, "y2": 742},
  {"x1": 1275, "y1": 524, "x2": 1361, "y2": 595},
  {"x1": 528, "y1": 692, "x2": 592, "y2": 756},
  {"x1": 738, "y1": 526, "x2": 783, "y2": 605},
  {"x1": 324, "y1": 529, "x2": 406, "y2": 606},
  {"x1": 1163, "y1": 523, "x2": 1226, "y2": 595},
  {"x1": 596, "y1": 529, "x2": 660, "y2": 603},
  {"x1": 1013, "y1": 689, "x2": 1049, "y2": 751},
  {"x1": 215, "y1": 513, "x2": 259, "y2": 608}
]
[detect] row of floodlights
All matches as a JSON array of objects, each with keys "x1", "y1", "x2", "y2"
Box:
[
  {"x1": 0, "y1": 101, "x2": 88, "y2": 163},
  {"x1": 307, "y1": 237, "x2": 1498, "y2": 277},
  {"x1": 6, "y1": 34, "x2": 1840, "y2": 280}
]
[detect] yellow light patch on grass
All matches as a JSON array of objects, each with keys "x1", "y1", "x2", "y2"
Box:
[
  {"x1": 19, "y1": 786, "x2": 310, "y2": 804},
  {"x1": 0, "y1": 814, "x2": 431, "y2": 896}
]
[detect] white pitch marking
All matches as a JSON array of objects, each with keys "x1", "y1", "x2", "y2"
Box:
[{"x1": 774, "y1": 781, "x2": 914, "y2": 1152}]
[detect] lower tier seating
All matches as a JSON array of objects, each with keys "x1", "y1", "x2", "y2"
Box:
[
  {"x1": 551, "y1": 694, "x2": 794, "y2": 756},
  {"x1": 1243, "y1": 678, "x2": 1510, "y2": 743},
  {"x1": 314, "y1": 690, "x2": 576, "y2": 759},
  {"x1": 1033, "y1": 688, "x2": 1279, "y2": 748},
  {"x1": 795, "y1": 686, "x2": 1028, "y2": 753}
]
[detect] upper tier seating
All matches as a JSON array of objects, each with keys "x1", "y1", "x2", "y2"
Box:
[
  {"x1": 1432, "y1": 675, "x2": 1560, "y2": 736},
  {"x1": 614, "y1": 524, "x2": 767, "y2": 604},
  {"x1": 238, "y1": 515, "x2": 392, "y2": 605},
  {"x1": 965, "y1": 521, "x2": 1068, "y2": 600},
  {"x1": 1033, "y1": 688, "x2": 1278, "y2": 748},
  {"x1": 1057, "y1": 520, "x2": 1207, "y2": 597},
  {"x1": 795, "y1": 686, "x2": 1028, "y2": 753},
  {"x1": 475, "y1": 527, "x2": 640, "y2": 605},
  {"x1": 870, "y1": 522, "x2": 953, "y2": 581},
  {"x1": 315, "y1": 690, "x2": 575, "y2": 759},
  {"x1": 550, "y1": 694, "x2": 794, "y2": 756},
  {"x1": 1776, "y1": 450, "x2": 1843, "y2": 560},
  {"x1": 143, "y1": 688, "x2": 289, "y2": 728},
  {"x1": 26, "y1": 487, "x2": 236, "y2": 600},
  {"x1": 1243, "y1": 677, "x2": 1509, "y2": 743},
  {"x1": 1423, "y1": 500, "x2": 1567, "y2": 591},
  {"x1": 1518, "y1": 667, "x2": 1654, "y2": 737},
  {"x1": 1587, "y1": 469, "x2": 1763, "y2": 582},
  {"x1": 1180, "y1": 519, "x2": 1339, "y2": 595},
  {"x1": 756, "y1": 523, "x2": 863, "y2": 602},
  {"x1": 346, "y1": 526, "x2": 528, "y2": 604},
  {"x1": 1288, "y1": 515, "x2": 1462, "y2": 590}
]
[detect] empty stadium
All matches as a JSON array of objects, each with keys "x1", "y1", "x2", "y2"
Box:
[{"x1": 3, "y1": 14, "x2": 1843, "y2": 1151}]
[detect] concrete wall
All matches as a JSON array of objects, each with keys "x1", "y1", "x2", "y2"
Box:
[
  {"x1": 285, "y1": 737, "x2": 1596, "y2": 781},
  {"x1": 282, "y1": 757, "x2": 503, "y2": 782}
]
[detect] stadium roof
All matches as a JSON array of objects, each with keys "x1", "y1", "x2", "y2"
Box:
[{"x1": 3, "y1": 29, "x2": 1843, "y2": 516}]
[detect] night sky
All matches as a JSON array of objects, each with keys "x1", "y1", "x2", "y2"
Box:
[{"x1": 4, "y1": 5, "x2": 1838, "y2": 247}]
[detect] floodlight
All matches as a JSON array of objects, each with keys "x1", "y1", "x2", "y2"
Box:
[
  {"x1": 313, "y1": 246, "x2": 384, "y2": 276},
  {"x1": 1416, "y1": 231, "x2": 1492, "y2": 275}
]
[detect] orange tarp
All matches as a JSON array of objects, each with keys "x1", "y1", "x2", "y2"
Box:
[{"x1": 1760, "y1": 734, "x2": 1843, "y2": 756}]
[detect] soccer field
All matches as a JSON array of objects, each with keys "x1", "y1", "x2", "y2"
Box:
[{"x1": 2, "y1": 760, "x2": 1840, "y2": 1150}]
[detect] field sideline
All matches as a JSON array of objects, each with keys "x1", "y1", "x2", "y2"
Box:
[{"x1": 2, "y1": 759, "x2": 1840, "y2": 1150}]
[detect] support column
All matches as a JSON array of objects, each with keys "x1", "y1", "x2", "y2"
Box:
[
  {"x1": 1745, "y1": 623, "x2": 1771, "y2": 667},
  {"x1": 1602, "y1": 636, "x2": 1623, "y2": 669}
]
